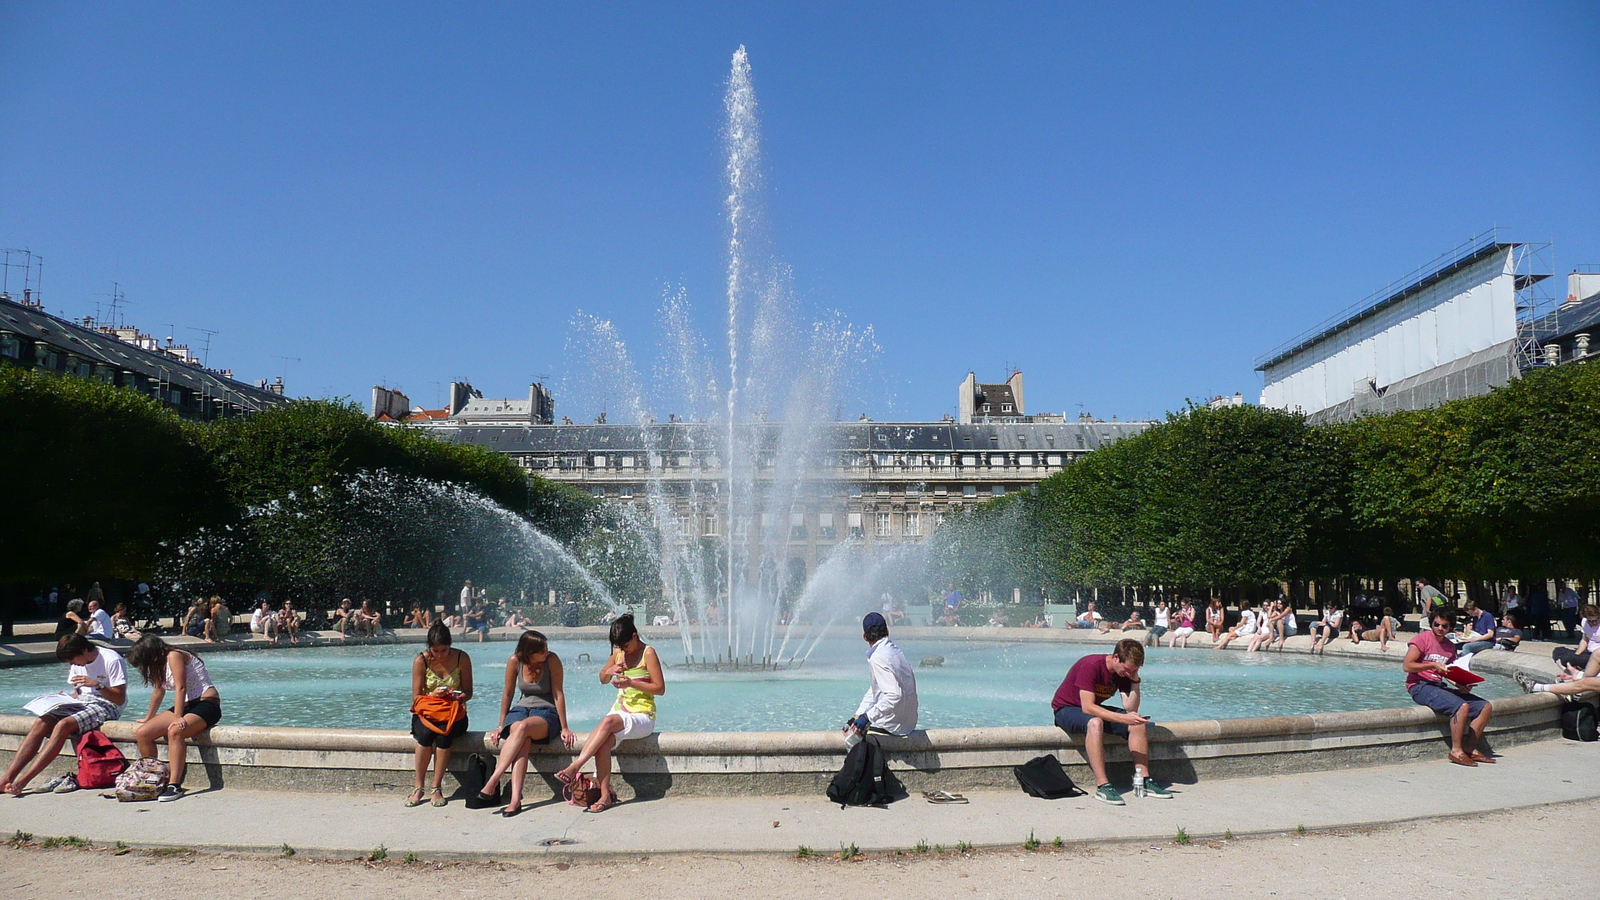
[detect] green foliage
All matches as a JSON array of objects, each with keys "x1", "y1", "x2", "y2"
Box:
[
  {"x1": 795, "y1": 845, "x2": 815, "y2": 859},
  {"x1": 369, "y1": 844, "x2": 387, "y2": 862},
  {"x1": 280, "y1": 843, "x2": 295, "y2": 857},
  {"x1": 912, "y1": 839, "x2": 929, "y2": 854},
  {"x1": 0, "y1": 368, "x2": 229, "y2": 584},
  {"x1": 838, "y1": 842, "x2": 860, "y2": 861},
  {"x1": 1174, "y1": 826, "x2": 1191, "y2": 845},
  {"x1": 1023, "y1": 830, "x2": 1040, "y2": 851}
]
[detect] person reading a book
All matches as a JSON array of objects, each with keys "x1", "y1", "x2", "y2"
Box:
[
  {"x1": 2, "y1": 634, "x2": 128, "y2": 796},
  {"x1": 1404, "y1": 611, "x2": 1494, "y2": 767}
]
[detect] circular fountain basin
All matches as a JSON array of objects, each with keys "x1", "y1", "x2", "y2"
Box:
[
  {"x1": 0, "y1": 628, "x2": 1563, "y2": 796},
  {"x1": 0, "y1": 638, "x2": 1523, "y2": 732}
]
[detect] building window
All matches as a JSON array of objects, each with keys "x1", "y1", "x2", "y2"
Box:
[
  {"x1": 704, "y1": 515, "x2": 719, "y2": 536},
  {"x1": 620, "y1": 456, "x2": 635, "y2": 468},
  {"x1": 960, "y1": 454, "x2": 977, "y2": 466},
  {"x1": 906, "y1": 483, "x2": 921, "y2": 496},
  {"x1": 678, "y1": 454, "x2": 693, "y2": 467},
  {"x1": 848, "y1": 484, "x2": 863, "y2": 498},
  {"x1": 848, "y1": 512, "x2": 863, "y2": 538},
  {"x1": 1018, "y1": 454, "x2": 1033, "y2": 466},
  {"x1": 1046, "y1": 454, "x2": 1062, "y2": 466},
  {"x1": 877, "y1": 485, "x2": 890, "y2": 496},
  {"x1": 905, "y1": 512, "x2": 920, "y2": 536},
  {"x1": 876, "y1": 512, "x2": 892, "y2": 537},
  {"x1": 990, "y1": 454, "x2": 1006, "y2": 466},
  {"x1": 934, "y1": 485, "x2": 948, "y2": 496},
  {"x1": 593, "y1": 455, "x2": 607, "y2": 468},
  {"x1": 981, "y1": 403, "x2": 991, "y2": 413},
  {"x1": 620, "y1": 485, "x2": 633, "y2": 498},
  {"x1": 992, "y1": 485, "x2": 1005, "y2": 497},
  {"x1": 591, "y1": 487, "x2": 606, "y2": 498},
  {"x1": 963, "y1": 485, "x2": 978, "y2": 498},
  {"x1": 790, "y1": 512, "x2": 806, "y2": 539},
  {"x1": 675, "y1": 516, "x2": 689, "y2": 536},
  {"x1": 818, "y1": 513, "x2": 836, "y2": 539},
  {"x1": 1001, "y1": 403, "x2": 1012, "y2": 412}
]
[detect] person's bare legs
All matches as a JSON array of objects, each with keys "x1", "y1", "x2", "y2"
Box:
[
  {"x1": 1465, "y1": 703, "x2": 1492, "y2": 758},
  {"x1": 2, "y1": 715, "x2": 75, "y2": 794},
  {"x1": 557, "y1": 714, "x2": 623, "y2": 784},
  {"x1": 591, "y1": 737, "x2": 617, "y2": 809},
  {"x1": 1083, "y1": 718, "x2": 1111, "y2": 786},
  {"x1": 430, "y1": 747, "x2": 453, "y2": 799},
  {"x1": 482, "y1": 717, "x2": 548, "y2": 808},
  {"x1": 409, "y1": 744, "x2": 429, "y2": 804},
  {"x1": 164, "y1": 714, "x2": 207, "y2": 786}
]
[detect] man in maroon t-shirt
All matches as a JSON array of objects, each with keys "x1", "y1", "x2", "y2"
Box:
[
  {"x1": 1405, "y1": 610, "x2": 1494, "y2": 766},
  {"x1": 1051, "y1": 639, "x2": 1172, "y2": 805}
]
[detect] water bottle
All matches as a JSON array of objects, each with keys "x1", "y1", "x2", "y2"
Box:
[{"x1": 1133, "y1": 775, "x2": 1146, "y2": 799}]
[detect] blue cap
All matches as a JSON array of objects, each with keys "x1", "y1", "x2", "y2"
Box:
[{"x1": 863, "y1": 612, "x2": 887, "y2": 633}]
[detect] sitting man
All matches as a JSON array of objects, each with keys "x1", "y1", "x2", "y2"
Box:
[
  {"x1": 464, "y1": 601, "x2": 490, "y2": 642},
  {"x1": 1, "y1": 634, "x2": 128, "y2": 795},
  {"x1": 86, "y1": 599, "x2": 114, "y2": 639},
  {"x1": 1075, "y1": 601, "x2": 1108, "y2": 632},
  {"x1": 1553, "y1": 605, "x2": 1600, "y2": 679},
  {"x1": 505, "y1": 607, "x2": 533, "y2": 629},
  {"x1": 1457, "y1": 600, "x2": 1500, "y2": 656},
  {"x1": 842, "y1": 612, "x2": 918, "y2": 748},
  {"x1": 1404, "y1": 611, "x2": 1494, "y2": 766},
  {"x1": 1051, "y1": 638, "x2": 1172, "y2": 805},
  {"x1": 331, "y1": 598, "x2": 356, "y2": 637},
  {"x1": 356, "y1": 600, "x2": 383, "y2": 637}
]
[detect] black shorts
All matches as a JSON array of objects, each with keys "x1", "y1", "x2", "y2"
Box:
[
  {"x1": 412, "y1": 713, "x2": 469, "y2": 749},
  {"x1": 170, "y1": 697, "x2": 222, "y2": 730}
]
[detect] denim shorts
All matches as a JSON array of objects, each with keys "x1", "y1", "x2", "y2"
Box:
[
  {"x1": 1409, "y1": 682, "x2": 1489, "y2": 719},
  {"x1": 501, "y1": 705, "x2": 560, "y2": 744},
  {"x1": 1054, "y1": 704, "x2": 1131, "y2": 738}
]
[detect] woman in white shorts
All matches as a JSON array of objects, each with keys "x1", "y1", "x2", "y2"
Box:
[
  {"x1": 1167, "y1": 599, "x2": 1197, "y2": 648},
  {"x1": 555, "y1": 614, "x2": 663, "y2": 813},
  {"x1": 1213, "y1": 601, "x2": 1258, "y2": 651}
]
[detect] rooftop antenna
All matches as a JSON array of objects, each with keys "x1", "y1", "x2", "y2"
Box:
[
  {"x1": 275, "y1": 356, "x2": 301, "y2": 380},
  {"x1": 94, "y1": 283, "x2": 128, "y2": 329},
  {"x1": 189, "y1": 327, "x2": 219, "y2": 367}
]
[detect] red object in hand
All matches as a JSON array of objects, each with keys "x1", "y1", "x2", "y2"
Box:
[{"x1": 1444, "y1": 666, "x2": 1484, "y2": 686}]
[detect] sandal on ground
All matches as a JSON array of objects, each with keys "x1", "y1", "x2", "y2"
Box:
[
  {"x1": 1448, "y1": 750, "x2": 1477, "y2": 767},
  {"x1": 585, "y1": 795, "x2": 616, "y2": 814},
  {"x1": 554, "y1": 770, "x2": 575, "y2": 785},
  {"x1": 404, "y1": 789, "x2": 427, "y2": 808},
  {"x1": 922, "y1": 790, "x2": 968, "y2": 804},
  {"x1": 430, "y1": 789, "x2": 447, "y2": 807}
]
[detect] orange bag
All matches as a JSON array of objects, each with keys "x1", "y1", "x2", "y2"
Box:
[{"x1": 410, "y1": 694, "x2": 464, "y2": 735}]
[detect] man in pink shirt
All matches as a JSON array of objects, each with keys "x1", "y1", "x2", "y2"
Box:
[
  {"x1": 1051, "y1": 639, "x2": 1173, "y2": 805},
  {"x1": 1404, "y1": 611, "x2": 1494, "y2": 767}
]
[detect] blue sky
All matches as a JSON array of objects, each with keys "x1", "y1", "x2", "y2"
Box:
[{"x1": 3, "y1": 3, "x2": 1596, "y2": 421}]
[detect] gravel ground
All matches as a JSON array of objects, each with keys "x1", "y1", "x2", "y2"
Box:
[{"x1": 5, "y1": 796, "x2": 1596, "y2": 899}]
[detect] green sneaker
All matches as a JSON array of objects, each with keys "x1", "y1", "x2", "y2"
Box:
[
  {"x1": 1094, "y1": 783, "x2": 1125, "y2": 806},
  {"x1": 1140, "y1": 781, "x2": 1173, "y2": 799}
]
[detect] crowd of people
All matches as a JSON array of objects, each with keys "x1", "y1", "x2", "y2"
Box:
[{"x1": 8, "y1": 578, "x2": 1588, "y2": 814}]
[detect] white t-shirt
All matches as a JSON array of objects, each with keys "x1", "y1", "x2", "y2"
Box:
[
  {"x1": 1582, "y1": 619, "x2": 1600, "y2": 651},
  {"x1": 1155, "y1": 607, "x2": 1169, "y2": 628},
  {"x1": 88, "y1": 609, "x2": 114, "y2": 637},
  {"x1": 70, "y1": 647, "x2": 128, "y2": 714},
  {"x1": 1237, "y1": 609, "x2": 1258, "y2": 635}
]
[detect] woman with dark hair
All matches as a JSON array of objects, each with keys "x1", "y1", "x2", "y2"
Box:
[
  {"x1": 128, "y1": 634, "x2": 222, "y2": 802},
  {"x1": 1204, "y1": 599, "x2": 1225, "y2": 642},
  {"x1": 407, "y1": 621, "x2": 472, "y2": 807},
  {"x1": 475, "y1": 631, "x2": 575, "y2": 815},
  {"x1": 554, "y1": 614, "x2": 664, "y2": 813}
]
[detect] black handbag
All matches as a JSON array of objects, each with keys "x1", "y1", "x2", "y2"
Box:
[{"x1": 462, "y1": 753, "x2": 500, "y2": 807}]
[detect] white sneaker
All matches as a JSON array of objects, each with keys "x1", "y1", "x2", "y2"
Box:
[
  {"x1": 40, "y1": 774, "x2": 73, "y2": 793},
  {"x1": 157, "y1": 784, "x2": 186, "y2": 802},
  {"x1": 52, "y1": 773, "x2": 79, "y2": 793}
]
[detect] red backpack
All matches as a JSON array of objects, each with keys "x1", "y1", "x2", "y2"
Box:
[{"x1": 75, "y1": 729, "x2": 127, "y2": 789}]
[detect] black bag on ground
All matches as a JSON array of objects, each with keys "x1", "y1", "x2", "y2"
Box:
[
  {"x1": 827, "y1": 739, "x2": 895, "y2": 807},
  {"x1": 1014, "y1": 755, "x2": 1081, "y2": 799},
  {"x1": 1561, "y1": 700, "x2": 1598, "y2": 742},
  {"x1": 462, "y1": 753, "x2": 499, "y2": 807}
]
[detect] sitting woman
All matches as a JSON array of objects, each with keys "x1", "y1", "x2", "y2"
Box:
[
  {"x1": 1205, "y1": 599, "x2": 1225, "y2": 642},
  {"x1": 331, "y1": 599, "x2": 355, "y2": 637},
  {"x1": 357, "y1": 600, "x2": 383, "y2": 637},
  {"x1": 1168, "y1": 599, "x2": 1198, "y2": 648},
  {"x1": 405, "y1": 605, "x2": 433, "y2": 629},
  {"x1": 1310, "y1": 604, "x2": 1344, "y2": 654},
  {"x1": 1363, "y1": 606, "x2": 1400, "y2": 652},
  {"x1": 1248, "y1": 601, "x2": 1281, "y2": 652},
  {"x1": 555, "y1": 615, "x2": 664, "y2": 813},
  {"x1": 1213, "y1": 600, "x2": 1259, "y2": 651},
  {"x1": 55, "y1": 598, "x2": 90, "y2": 639},
  {"x1": 128, "y1": 634, "x2": 223, "y2": 802},
  {"x1": 475, "y1": 631, "x2": 575, "y2": 815},
  {"x1": 111, "y1": 602, "x2": 137, "y2": 638},
  {"x1": 407, "y1": 622, "x2": 472, "y2": 807},
  {"x1": 504, "y1": 607, "x2": 533, "y2": 629},
  {"x1": 250, "y1": 600, "x2": 279, "y2": 642},
  {"x1": 277, "y1": 601, "x2": 301, "y2": 645},
  {"x1": 202, "y1": 596, "x2": 229, "y2": 643}
]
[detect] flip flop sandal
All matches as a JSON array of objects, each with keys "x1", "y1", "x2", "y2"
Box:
[
  {"x1": 923, "y1": 791, "x2": 968, "y2": 804},
  {"x1": 585, "y1": 796, "x2": 616, "y2": 814}
]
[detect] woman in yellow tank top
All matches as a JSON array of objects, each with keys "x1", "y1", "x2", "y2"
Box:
[{"x1": 555, "y1": 614, "x2": 664, "y2": 813}]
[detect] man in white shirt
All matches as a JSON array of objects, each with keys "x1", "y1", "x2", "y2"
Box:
[
  {"x1": 1, "y1": 635, "x2": 128, "y2": 796},
  {"x1": 844, "y1": 613, "x2": 918, "y2": 746},
  {"x1": 86, "y1": 600, "x2": 113, "y2": 638}
]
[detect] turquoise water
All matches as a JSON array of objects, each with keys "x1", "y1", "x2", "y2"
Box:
[{"x1": 0, "y1": 640, "x2": 1518, "y2": 733}]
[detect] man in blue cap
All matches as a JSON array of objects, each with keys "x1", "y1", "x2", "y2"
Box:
[{"x1": 843, "y1": 612, "x2": 918, "y2": 747}]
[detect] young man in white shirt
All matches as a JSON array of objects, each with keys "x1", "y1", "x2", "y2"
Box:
[
  {"x1": 1, "y1": 634, "x2": 128, "y2": 796},
  {"x1": 843, "y1": 613, "x2": 918, "y2": 747}
]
